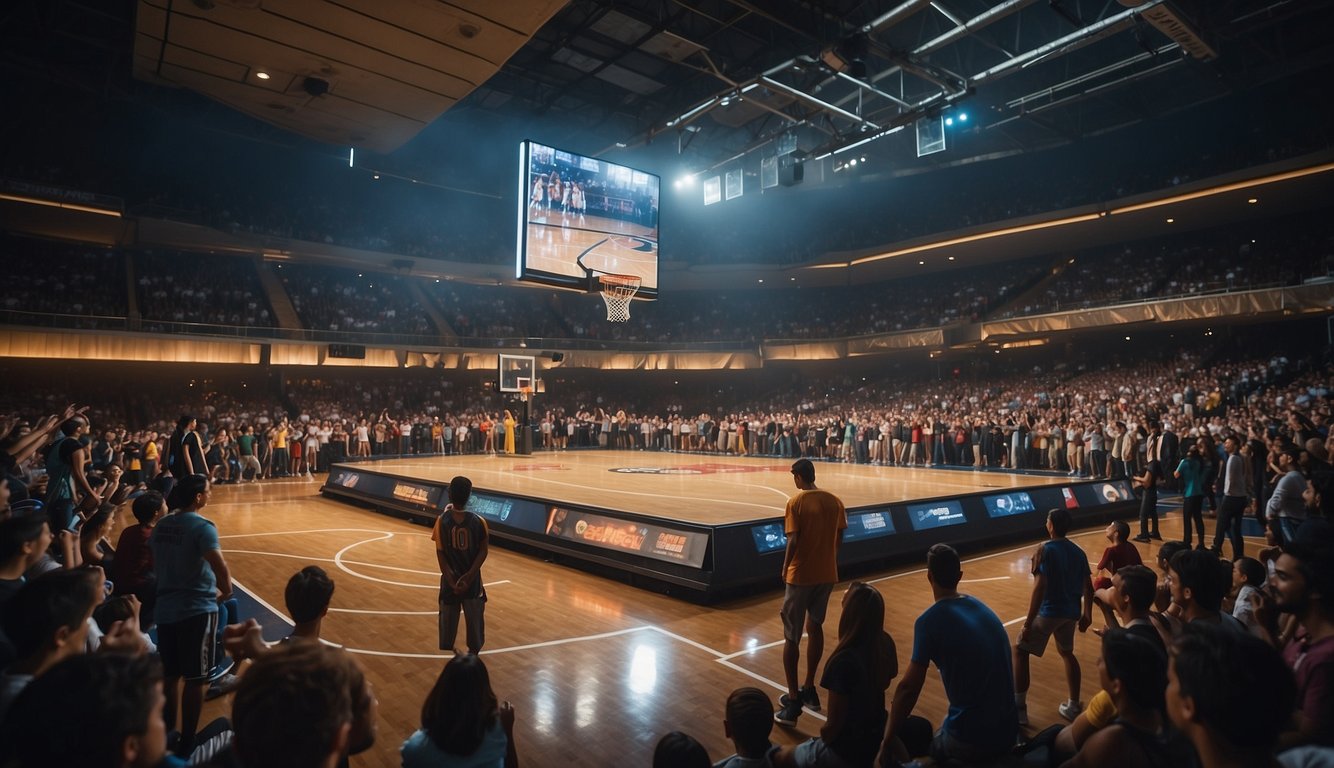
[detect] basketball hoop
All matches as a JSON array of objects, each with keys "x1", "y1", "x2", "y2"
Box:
[
  {"x1": 519, "y1": 385, "x2": 533, "y2": 403},
  {"x1": 597, "y1": 273, "x2": 640, "y2": 322}
]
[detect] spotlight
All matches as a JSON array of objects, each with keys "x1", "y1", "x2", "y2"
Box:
[
  {"x1": 1247, "y1": 198, "x2": 1258, "y2": 204},
  {"x1": 958, "y1": 112, "x2": 968, "y2": 122},
  {"x1": 678, "y1": 174, "x2": 696, "y2": 187},
  {"x1": 848, "y1": 158, "x2": 857, "y2": 167},
  {"x1": 255, "y1": 71, "x2": 271, "y2": 80},
  {"x1": 945, "y1": 117, "x2": 954, "y2": 127}
]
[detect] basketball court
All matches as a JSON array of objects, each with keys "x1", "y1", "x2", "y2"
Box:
[
  {"x1": 337, "y1": 450, "x2": 1069, "y2": 524},
  {"x1": 168, "y1": 454, "x2": 1212, "y2": 767}
]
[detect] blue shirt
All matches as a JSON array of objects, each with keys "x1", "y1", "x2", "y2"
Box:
[
  {"x1": 1175, "y1": 457, "x2": 1205, "y2": 498},
  {"x1": 401, "y1": 721, "x2": 508, "y2": 768},
  {"x1": 1036, "y1": 538, "x2": 1089, "y2": 620},
  {"x1": 912, "y1": 595, "x2": 1018, "y2": 751},
  {"x1": 149, "y1": 511, "x2": 220, "y2": 624}
]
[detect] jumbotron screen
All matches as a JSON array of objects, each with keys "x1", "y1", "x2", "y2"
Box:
[{"x1": 516, "y1": 140, "x2": 659, "y2": 298}]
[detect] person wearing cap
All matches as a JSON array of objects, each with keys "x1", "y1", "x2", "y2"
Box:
[{"x1": 774, "y1": 458, "x2": 847, "y2": 727}]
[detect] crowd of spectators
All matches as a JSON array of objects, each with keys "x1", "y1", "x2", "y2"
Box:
[
  {"x1": 0, "y1": 338, "x2": 1331, "y2": 767},
  {"x1": 278, "y1": 264, "x2": 438, "y2": 337},
  {"x1": 0, "y1": 234, "x2": 126, "y2": 327},
  {"x1": 136, "y1": 252, "x2": 275, "y2": 330},
  {"x1": 4, "y1": 207, "x2": 1331, "y2": 345},
  {"x1": 995, "y1": 216, "x2": 1333, "y2": 318}
]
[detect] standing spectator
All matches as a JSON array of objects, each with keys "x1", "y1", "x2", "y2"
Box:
[
  {"x1": 151, "y1": 474, "x2": 232, "y2": 757},
  {"x1": 883, "y1": 543, "x2": 1017, "y2": 765},
  {"x1": 236, "y1": 425, "x2": 261, "y2": 482},
  {"x1": 1267, "y1": 446, "x2": 1308, "y2": 546},
  {"x1": 433, "y1": 476, "x2": 488, "y2": 655},
  {"x1": 775, "y1": 458, "x2": 847, "y2": 727},
  {"x1": 1174, "y1": 445, "x2": 1207, "y2": 548},
  {"x1": 1014, "y1": 508, "x2": 1094, "y2": 724},
  {"x1": 1211, "y1": 435, "x2": 1250, "y2": 560},
  {"x1": 401, "y1": 654, "x2": 519, "y2": 768},
  {"x1": 43, "y1": 416, "x2": 97, "y2": 534}
]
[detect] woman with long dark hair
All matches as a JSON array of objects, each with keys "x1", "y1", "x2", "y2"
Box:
[
  {"x1": 777, "y1": 582, "x2": 898, "y2": 768},
  {"x1": 401, "y1": 654, "x2": 518, "y2": 768}
]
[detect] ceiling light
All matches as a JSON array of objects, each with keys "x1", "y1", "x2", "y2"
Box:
[
  {"x1": 1247, "y1": 198, "x2": 1258, "y2": 204},
  {"x1": 1165, "y1": 217, "x2": 1174, "y2": 223},
  {"x1": 255, "y1": 71, "x2": 271, "y2": 80}
]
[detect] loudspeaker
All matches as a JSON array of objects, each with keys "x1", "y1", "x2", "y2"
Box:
[{"x1": 779, "y1": 151, "x2": 806, "y2": 187}]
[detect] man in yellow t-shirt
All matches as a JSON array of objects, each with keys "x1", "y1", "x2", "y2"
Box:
[{"x1": 775, "y1": 458, "x2": 847, "y2": 726}]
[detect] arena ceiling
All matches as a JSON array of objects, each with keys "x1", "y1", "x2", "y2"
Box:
[{"x1": 4, "y1": 0, "x2": 1331, "y2": 168}]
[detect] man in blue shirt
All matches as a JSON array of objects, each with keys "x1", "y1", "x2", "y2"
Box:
[
  {"x1": 882, "y1": 543, "x2": 1018, "y2": 764},
  {"x1": 150, "y1": 474, "x2": 231, "y2": 757},
  {"x1": 1014, "y1": 508, "x2": 1094, "y2": 725}
]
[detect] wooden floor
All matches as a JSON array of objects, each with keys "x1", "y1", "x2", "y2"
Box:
[
  {"x1": 158, "y1": 468, "x2": 1220, "y2": 768},
  {"x1": 524, "y1": 211, "x2": 658, "y2": 289},
  {"x1": 348, "y1": 451, "x2": 1069, "y2": 524}
]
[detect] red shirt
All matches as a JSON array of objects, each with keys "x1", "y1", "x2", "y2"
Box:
[
  {"x1": 110, "y1": 524, "x2": 154, "y2": 592},
  {"x1": 1096, "y1": 541, "x2": 1143, "y2": 575},
  {"x1": 1284, "y1": 633, "x2": 1334, "y2": 744}
]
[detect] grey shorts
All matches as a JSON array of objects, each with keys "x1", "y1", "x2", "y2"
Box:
[
  {"x1": 781, "y1": 582, "x2": 834, "y2": 644},
  {"x1": 1017, "y1": 615, "x2": 1077, "y2": 657}
]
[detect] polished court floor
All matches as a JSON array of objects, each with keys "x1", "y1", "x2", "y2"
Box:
[
  {"x1": 344, "y1": 450, "x2": 1070, "y2": 524},
  {"x1": 170, "y1": 461, "x2": 1240, "y2": 768}
]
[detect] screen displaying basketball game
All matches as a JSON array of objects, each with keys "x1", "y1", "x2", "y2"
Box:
[{"x1": 516, "y1": 140, "x2": 660, "y2": 299}]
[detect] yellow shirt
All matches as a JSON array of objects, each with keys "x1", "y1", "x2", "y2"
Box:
[
  {"x1": 783, "y1": 489, "x2": 847, "y2": 585},
  {"x1": 274, "y1": 428, "x2": 288, "y2": 449},
  {"x1": 1085, "y1": 689, "x2": 1117, "y2": 729}
]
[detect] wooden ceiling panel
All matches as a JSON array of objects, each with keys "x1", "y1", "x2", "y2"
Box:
[{"x1": 132, "y1": 0, "x2": 566, "y2": 153}]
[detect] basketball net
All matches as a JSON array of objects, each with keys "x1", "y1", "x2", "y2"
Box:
[
  {"x1": 519, "y1": 386, "x2": 532, "y2": 403},
  {"x1": 598, "y1": 273, "x2": 640, "y2": 322}
]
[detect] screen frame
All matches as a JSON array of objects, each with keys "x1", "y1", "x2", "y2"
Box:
[{"x1": 516, "y1": 140, "x2": 660, "y2": 299}]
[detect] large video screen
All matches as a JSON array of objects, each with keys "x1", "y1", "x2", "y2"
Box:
[{"x1": 516, "y1": 141, "x2": 659, "y2": 298}]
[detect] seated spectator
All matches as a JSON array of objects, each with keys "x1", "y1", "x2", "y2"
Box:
[
  {"x1": 78, "y1": 503, "x2": 115, "y2": 569},
  {"x1": 776, "y1": 582, "x2": 897, "y2": 768},
  {"x1": 1166, "y1": 549, "x2": 1247, "y2": 633},
  {"x1": 1059, "y1": 629, "x2": 1191, "y2": 768},
  {"x1": 1056, "y1": 564, "x2": 1164, "y2": 757},
  {"x1": 284, "y1": 565, "x2": 335, "y2": 643},
  {"x1": 1093, "y1": 520, "x2": 1143, "y2": 628},
  {"x1": 0, "y1": 653, "x2": 185, "y2": 768},
  {"x1": 0, "y1": 514, "x2": 51, "y2": 606},
  {"x1": 1166, "y1": 624, "x2": 1296, "y2": 768},
  {"x1": 1269, "y1": 518, "x2": 1334, "y2": 748},
  {"x1": 714, "y1": 687, "x2": 779, "y2": 768},
  {"x1": 0, "y1": 566, "x2": 102, "y2": 721},
  {"x1": 230, "y1": 641, "x2": 373, "y2": 768},
  {"x1": 654, "y1": 731, "x2": 711, "y2": 768},
  {"x1": 401, "y1": 653, "x2": 517, "y2": 768},
  {"x1": 1228, "y1": 556, "x2": 1267, "y2": 638},
  {"x1": 883, "y1": 543, "x2": 1017, "y2": 765},
  {"x1": 110, "y1": 491, "x2": 165, "y2": 627},
  {"x1": 1152, "y1": 541, "x2": 1190, "y2": 614}
]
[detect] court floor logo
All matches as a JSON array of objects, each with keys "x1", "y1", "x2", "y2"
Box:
[
  {"x1": 611, "y1": 466, "x2": 705, "y2": 475},
  {"x1": 609, "y1": 464, "x2": 787, "y2": 475}
]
